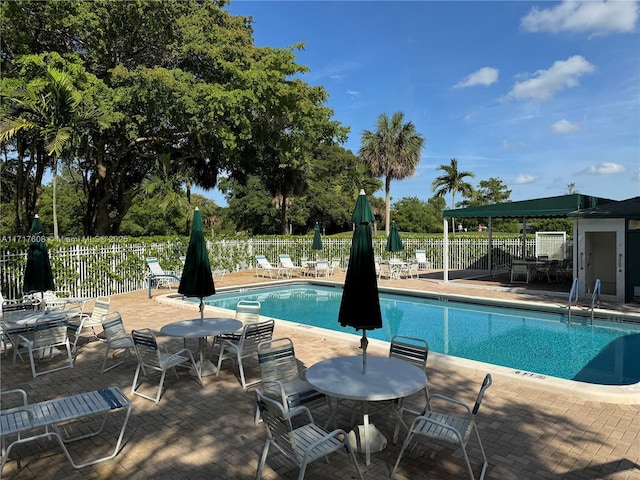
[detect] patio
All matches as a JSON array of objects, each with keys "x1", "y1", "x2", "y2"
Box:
[{"x1": 1, "y1": 271, "x2": 639, "y2": 479}]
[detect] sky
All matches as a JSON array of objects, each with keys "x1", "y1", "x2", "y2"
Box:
[{"x1": 203, "y1": 0, "x2": 640, "y2": 207}]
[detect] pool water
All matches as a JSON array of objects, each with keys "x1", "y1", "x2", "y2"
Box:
[{"x1": 200, "y1": 284, "x2": 640, "y2": 386}]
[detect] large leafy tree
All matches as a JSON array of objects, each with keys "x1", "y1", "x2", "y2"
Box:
[
  {"x1": 391, "y1": 196, "x2": 446, "y2": 233},
  {"x1": 2, "y1": 1, "x2": 346, "y2": 236},
  {"x1": 359, "y1": 111, "x2": 425, "y2": 235},
  {"x1": 0, "y1": 55, "x2": 111, "y2": 235}
]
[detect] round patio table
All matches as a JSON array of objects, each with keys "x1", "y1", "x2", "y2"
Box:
[
  {"x1": 160, "y1": 317, "x2": 242, "y2": 377},
  {"x1": 305, "y1": 355, "x2": 426, "y2": 466}
]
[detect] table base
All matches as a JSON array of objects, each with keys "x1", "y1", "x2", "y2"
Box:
[
  {"x1": 347, "y1": 424, "x2": 387, "y2": 453},
  {"x1": 192, "y1": 359, "x2": 219, "y2": 377}
]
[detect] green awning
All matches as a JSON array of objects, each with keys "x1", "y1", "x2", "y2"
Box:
[
  {"x1": 567, "y1": 196, "x2": 640, "y2": 219},
  {"x1": 443, "y1": 194, "x2": 614, "y2": 219}
]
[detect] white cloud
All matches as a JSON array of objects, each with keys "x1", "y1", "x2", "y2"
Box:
[
  {"x1": 513, "y1": 173, "x2": 538, "y2": 184},
  {"x1": 500, "y1": 140, "x2": 528, "y2": 151},
  {"x1": 521, "y1": 0, "x2": 639, "y2": 35},
  {"x1": 454, "y1": 67, "x2": 499, "y2": 88},
  {"x1": 578, "y1": 162, "x2": 626, "y2": 175},
  {"x1": 346, "y1": 90, "x2": 360, "y2": 98},
  {"x1": 507, "y1": 55, "x2": 595, "y2": 101},
  {"x1": 551, "y1": 119, "x2": 582, "y2": 133}
]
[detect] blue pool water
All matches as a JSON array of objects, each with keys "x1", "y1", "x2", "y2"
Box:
[{"x1": 199, "y1": 284, "x2": 640, "y2": 386}]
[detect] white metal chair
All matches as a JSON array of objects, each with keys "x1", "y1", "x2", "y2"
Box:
[
  {"x1": 255, "y1": 255, "x2": 280, "y2": 278},
  {"x1": 131, "y1": 328, "x2": 202, "y2": 403},
  {"x1": 17, "y1": 317, "x2": 74, "y2": 378},
  {"x1": 212, "y1": 300, "x2": 261, "y2": 355},
  {"x1": 314, "y1": 259, "x2": 330, "y2": 278},
  {"x1": 510, "y1": 262, "x2": 531, "y2": 283},
  {"x1": 68, "y1": 296, "x2": 111, "y2": 355},
  {"x1": 256, "y1": 337, "x2": 325, "y2": 424},
  {"x1": 216, "y1": 319, "x2": 275, "y2": 390},
  {"x1": 391, "y1": 374, "x2": 492, "y2": 480},
  {"x1": 255, "y1": 389, "x2": 363, "y2": 480},
  {"x1": 415, "y1": 250, "x2": 432, "y2": 270},
  {"x1": 389, "y1": 335, "x2": 431, "y2": 412},
  {"x1": 101, "y1": 311, "x2": 135, "y2": 374}
]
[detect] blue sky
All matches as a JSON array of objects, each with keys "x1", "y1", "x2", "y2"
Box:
[{"x1": 204, "y1": 0, "x2": 640, "y2": 207}]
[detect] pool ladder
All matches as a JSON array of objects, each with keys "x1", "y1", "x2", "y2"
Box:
[{"x1": 567, "y1": 278, "x2": 600, "y2": 324}]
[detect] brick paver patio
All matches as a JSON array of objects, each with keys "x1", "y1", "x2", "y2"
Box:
[{"x1": 2, "y1": 271, "x2": 639, "y2": 479}]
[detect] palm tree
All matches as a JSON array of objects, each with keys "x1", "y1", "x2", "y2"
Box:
[
  {"x1": 359, "y1": 112, "x2": 425, "y2": 235},
  {"x1": 431, "y1": 158, "x2": 475, "y2": 232},
  {"x1": 0, "y1": 67, "x2": 109, "y2": 238}
]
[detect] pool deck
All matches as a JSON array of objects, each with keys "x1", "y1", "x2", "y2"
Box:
[{"x1": 2, "y1": 269, "x2": 639, "y2": 479}]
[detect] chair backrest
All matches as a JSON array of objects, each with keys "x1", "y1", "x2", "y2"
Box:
[
  {"x1": 278, "y1": 254, "x2": 294, "y2": 268},
  {"x1": 131, "y1": 328, "x2": 162, "y2": 368},
  {"x1": 236, "y1": 300, "x2": 261, "y2": 323},
  {"x1": 255, "y1": 389, "x2": 303, "y2": 461},
  {"x1": 102, "y1": 311, "x2": 128, "y2": 341},
  {"x1": 258, "y1": 337, "x2": 300, "y2": 385},
  {"x1": 238, "y1": 319, "x2": 275, "y2": 356},
  {"x1": 472, "y1": 374, "x2": 492, "y2": 415},
  {"x1": 389, "y1": 335, "x2": 429, "y2": 369},
  {"x1": 330, "y1": 258, "x2": 341, "y2": 269},
  {"x1": 91, "y1": 297, "x2": 111, "y2": 323},
  {"x1": 315, "y1": 260, "x2": 329, "y2": 271},
  {"x1": 415, "y1": 250, "x2": 426, "y2": 262},
  {"x1": 146, "y1": 257, "x2": 165, "y2": 276},
  {"x1": 33, "y1": 318, "x2": 69, "y2": 348},
  {"x1": 256, "y1": 255, "x2": 273, "y2": 268}
]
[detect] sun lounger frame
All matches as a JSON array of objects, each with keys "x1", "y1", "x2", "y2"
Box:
[{"x1": 1, "y1": 386, "x2": 132, "y2": 472}]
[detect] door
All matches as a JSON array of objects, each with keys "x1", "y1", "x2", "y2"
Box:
[
  {"x1": 585, "y1": 232, "x2": 616, "y2": 296},
  {"x1": 627, "y1": 228, "x2": 640, "y2": 302}
]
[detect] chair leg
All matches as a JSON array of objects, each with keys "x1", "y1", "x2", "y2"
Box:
[
  {"x1": 345, "y1": 440, "x2": 364, "y2": 480},
  {"x1": 156, "y1": 370, "x2": 168, "y2": 403},
  {"x1": 256, "y1": 440, "x2": 270, "y2": 480},
  {"x1": 391, "y1": 430, "x2": 414, "y2": 478}
]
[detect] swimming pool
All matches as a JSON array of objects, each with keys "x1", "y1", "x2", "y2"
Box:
[{"x1": 195, "y1": 284, "x2": 640, "y2": 386}]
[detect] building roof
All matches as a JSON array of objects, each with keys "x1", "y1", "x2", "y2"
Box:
[
  {"x1": 567, "y1": 196, "x2": 640, "y2": 219},
  {"x1": 443, "y1": 194, "x2": 614, "y2": 219}
]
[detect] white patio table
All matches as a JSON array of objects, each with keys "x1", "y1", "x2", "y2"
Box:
[
  {"x1": 160, "y1": 317, "x2": 242, "y2": 377},
  {"x1": 305, "y1": 355, "x2": 426, "y2": 466}
]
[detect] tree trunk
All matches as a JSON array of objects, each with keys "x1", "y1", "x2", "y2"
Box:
[
  {"x1": 52, "y1": 156, "x2": 59, "y2": 239},
  {"x1": 385, "y1": 175, "x2": 392, "y2": 236}
]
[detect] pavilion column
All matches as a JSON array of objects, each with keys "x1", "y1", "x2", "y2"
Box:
[
  {"x1": 488, "y1": 217, "x2": 493, "y2": 273},
  {"x1": 443, "y1": 218, "x2": 449, "y2": 283}
]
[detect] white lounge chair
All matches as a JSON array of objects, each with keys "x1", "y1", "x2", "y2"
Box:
[
  {"x1": 255, "y1": 389, "x2": 363, "y2": 480},
  {"x1": 256, "y1": 337, "x2": 325, "y2": 424},
  {"x1": 131, "y1": 328, "x2": 202, "y2": 403},
  {"x1": 216, "y1": 319, "x2": 275, "y2": 390},
  {"x1": 0, "y1": 387, "x2": 132, "y2": 472},
  {"x1": 278, "y1": 254, "x2": 301, "y2": 278},
  {"x1": 146, "y1": 257, "x2": 180, "y2": 293},
  {"x1": 255, "y1": 255, "x2": 279, "y2": 278},
  {"x1": 101, "y1": 311, "x2": 135, "y2": 374},
  {"x1": 391, "y1": 374, "x2": 492, "y2": 480}
]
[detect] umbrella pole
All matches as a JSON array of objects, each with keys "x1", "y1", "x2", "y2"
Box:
[
  {"x1": 360, "y1": 331, "x2": 368, "y2": 374},
  {"x1": 199, "y1": 298, "x2": 204, "y2": 320}
]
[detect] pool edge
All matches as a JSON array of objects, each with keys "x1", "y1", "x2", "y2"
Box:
[{"x1": 156, "y1": 282, "x2": 640, "y2": 405}]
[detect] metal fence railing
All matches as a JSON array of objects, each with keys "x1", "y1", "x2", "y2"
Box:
[{"x1": 1, "y1": 237, "x2": 548, "y2": 300}]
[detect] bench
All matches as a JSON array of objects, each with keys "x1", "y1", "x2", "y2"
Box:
[{"x1": 1, "y1": 386, "x2": 132, "y2": 472}]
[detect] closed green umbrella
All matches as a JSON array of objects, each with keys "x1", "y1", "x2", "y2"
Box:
[
  {"x1": 338, "y1": 190, "x2": 382, "y2": 373},
  {"x1": 386, "y1": 221, "x2": 403, "y2": 254},
  {"x1": 23, "y1": 214, "x2": 55, "y2": 297},
  {"x1": 312, "y1": 222, "x2": 323, "y2": 251},
  {"x1": 178, "y1": 208, "x2": 215, "y2": 319}
]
